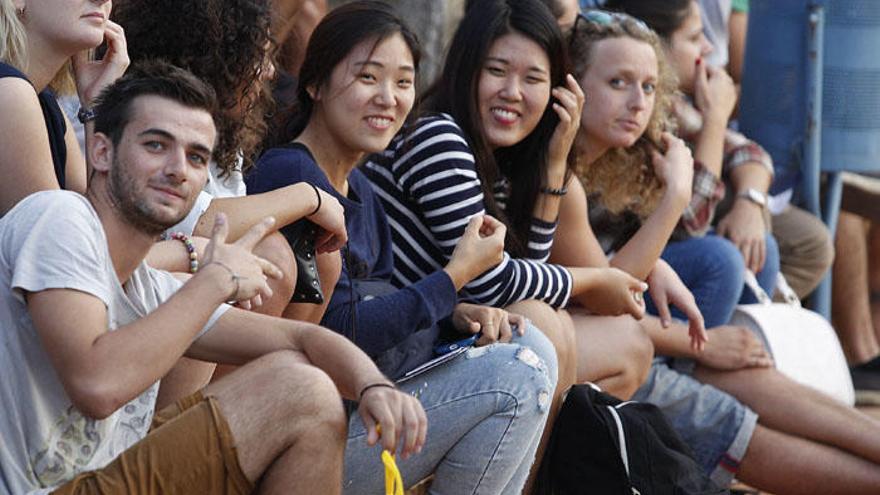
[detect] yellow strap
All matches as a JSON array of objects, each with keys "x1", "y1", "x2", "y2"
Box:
[{"x1": 382, "y1": 450, "x2": 404, "y2": 495}]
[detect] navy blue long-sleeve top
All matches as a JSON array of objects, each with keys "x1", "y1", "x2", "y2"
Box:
[{"x1": 246, "y1": 144, "x2": 458, "y2": 372}]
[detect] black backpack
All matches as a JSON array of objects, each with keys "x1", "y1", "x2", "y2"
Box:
[{"x1": 538, "y1": 384, "x2": 728, "y2": 495}]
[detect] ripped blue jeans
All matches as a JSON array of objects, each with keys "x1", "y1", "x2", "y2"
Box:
[{"x1": 342, "y1": 327, "x2": 558, "y2": 495}]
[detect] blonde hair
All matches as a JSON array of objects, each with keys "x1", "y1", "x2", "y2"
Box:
[
  {"x1": 569, "y1": 11, "x2": 678, "y2": 217},
  {"x1": 0, "y1": 0, "x2": 28, "y2": 70}
]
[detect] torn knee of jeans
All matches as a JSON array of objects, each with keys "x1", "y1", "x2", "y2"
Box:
[
  {"x1": 465, "y1": 345, "x2": 491, "y2": 359},
  {"x1": 515, "y1": 346, "x2": 545, "y2": 372},
  {"x1": 515, "y1": 347, "x2": 553, "y2": 413},
  {"x1": 537, "y1": 389, "x2": 551, "y2": 412}
]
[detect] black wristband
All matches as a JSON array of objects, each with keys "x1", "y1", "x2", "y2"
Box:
[
  {"x1": 358, "y1": 382, "x2": 395, "y2": 401},
  {"x1": 540, "y1": 185, "x2": 568, "y2": 196},
  {"x1": 307, "y1": 183, "x2": 322, "y2": 216}
]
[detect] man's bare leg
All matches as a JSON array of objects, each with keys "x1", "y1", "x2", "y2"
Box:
[
  {"x1": 738, "y1": 425, "x2": 880, "y2": 495},
  {"x1": 695, "y1": 366, "x2": 880, "y2": 464},
  {"x1": 832, "y1": 212, "x2": 878, "y2": 363},
  {"x1": 203, "y1": 350, "x2": 347, "y2": 495},
  {"x1": 869, "y1": 223, "x2": 880, "y2": 340}
]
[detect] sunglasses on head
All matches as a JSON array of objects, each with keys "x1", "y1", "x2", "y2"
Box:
[{"x1": 573, "y1": 9, "x2": 651, "y2": 33}]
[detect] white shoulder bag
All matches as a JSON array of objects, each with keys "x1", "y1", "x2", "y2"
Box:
[{"x1": 730, "y1": 271, "x2": 855, "y2": 405}]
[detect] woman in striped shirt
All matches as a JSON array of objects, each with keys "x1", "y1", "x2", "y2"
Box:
[{"x1": 364, "y1": 0, "x2": 656, "y2": 405}]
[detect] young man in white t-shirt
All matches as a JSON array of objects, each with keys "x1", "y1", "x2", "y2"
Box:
[{"x1": 0, "y1": 61, "x2": 425, "y2": 495}]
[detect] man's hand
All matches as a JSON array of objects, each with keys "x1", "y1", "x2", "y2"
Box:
[
  {"x1": 358, "y1": 385, "x2": 427, "y2": 460},
  {"x1": 445, "y1": 215, "x2": 506, "y2": 290},
  {"x1": 451, "y1": 302, "x2": 527, "y2": 346},
  {"x1": 716, "y1": 201, "x2": 767, "y2": 273},
  {"x1": 580, "y1": 267, "x2": 648, "y2": 319},
  {"x1": 201, "y1": 214, "x2": 282, "y2": 304},
  {"x1": 305, "y1": 184, "x2": 347, "y2": 254},
  {"x1": 647, "y1": 260, "x2": 707, "y2": 351},
  {"x1": 695, "y1": 325, "x2": 773, "y2": 370}
]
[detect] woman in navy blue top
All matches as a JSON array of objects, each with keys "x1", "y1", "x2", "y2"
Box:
[
  {"x1": 246, "y1": 3, "x2": 558, "y2": 493},
  {"x1": 0, "y1": 0, "x2": 129, "y2": 215}
]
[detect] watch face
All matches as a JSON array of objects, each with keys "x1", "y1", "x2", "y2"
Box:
[{"x1": 745, "y1": 188, "x2": 767, "y2": 206}]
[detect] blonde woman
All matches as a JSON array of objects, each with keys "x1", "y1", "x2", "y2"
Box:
[
  {"x1": 0, "y1": 0, "x2": 128, "y2": 214},
  {"x1": 554, "y1": 9, "x2": 880, "y2": 493}
]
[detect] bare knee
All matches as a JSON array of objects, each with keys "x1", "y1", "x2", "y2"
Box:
[
  {"x1": 627, "y1": 320, "x2": 654, "y2": 385},
  {"x1": 237, "y1": 351, "x2": 347, "y2": 435},
  {"x1": 507, "y1": 300, "x2": 577, "y2": 389}
]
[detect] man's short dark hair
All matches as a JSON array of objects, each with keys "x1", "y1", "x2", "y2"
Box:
[{"x1": 93, "y1": 60, "x2": 219, "y2": 149}]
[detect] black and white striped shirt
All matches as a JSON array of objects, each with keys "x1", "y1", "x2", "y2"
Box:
[{"x1": 362, "y1": 113, "x2": 572, "y2": 308}]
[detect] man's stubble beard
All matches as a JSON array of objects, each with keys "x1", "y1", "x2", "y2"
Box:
[{"x1": 106, "y1": 155, "x2": 194, "y2": 237}]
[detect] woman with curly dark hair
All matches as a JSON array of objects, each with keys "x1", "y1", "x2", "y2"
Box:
[
  {"x1": 114, "y1": 0, "x2": 349, "y2": 409},
  {"x1": 115, "y1": 0, "x2": 270, "y2": 177},
  {"x1": 115, "y1": 0, "x2": 347, "y2": 310}
]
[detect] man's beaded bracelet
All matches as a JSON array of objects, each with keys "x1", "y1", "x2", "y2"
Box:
[{"x1": 169, "y1": 232, "x2": 199, "y2": 273}]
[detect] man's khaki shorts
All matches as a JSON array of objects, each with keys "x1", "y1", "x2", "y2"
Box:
[{"x1": 53, "y1": 391, "x2": 253, "y2": 494}]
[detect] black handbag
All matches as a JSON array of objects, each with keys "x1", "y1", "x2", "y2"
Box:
[{"x1": 280, "y1": 219, "x2": 324, "y2": 304}]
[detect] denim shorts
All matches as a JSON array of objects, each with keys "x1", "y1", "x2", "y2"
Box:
[{"x1": 631, "y1": 358, "x2": 758, "y2": 486}]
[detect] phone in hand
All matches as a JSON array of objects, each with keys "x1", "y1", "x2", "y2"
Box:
[{"x1": 433, "y1": 333, "x2": 480, "y2": 355}]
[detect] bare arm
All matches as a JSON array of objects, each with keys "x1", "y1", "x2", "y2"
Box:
[
  {"x1": 26, "y1": 216, "x2": 279, "y2": 420},
  {"x1": 74, "y1": 21, "x2": 130, "y2": 178},
  {"x1": 691, "y1": 65, "x2": 737, "y2": 177},
  {"x1": 27, "y1": 265, "x2": 235, "y2": 419},
  {"x1": 187, "y1": 309, "x2": 387, "y2": 400},
  {"x1": 532, "y1": 74, "x2": 584, "y2": 223},
  {"x1": 548, "y1": 177, "x2": 610, "y2": 268},
  {"x1": 62, "y1": 112, "x2": 88, "y2": 194},
  {"x1": 716, "y1": 161, "x2": 773, "y2": 271},
  {"x1": 0, "y1": 79, "x2": 73, "y2": 215},
  {"x1": 145, "y1": 237, "x2": 209, "y2": 273},
  {"x1": 727, "y1": 10, "x2": 748, "y2": 85},
  {"x1": 192, "y1": 182, "x2": 346, "y2": 252},
  {"x1": 610, "y1": 134, "x2": 693, "y2": 278}
]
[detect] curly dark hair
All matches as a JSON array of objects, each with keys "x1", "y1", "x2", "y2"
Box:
[{"x1": 113, "y1": 0, "x2": 273, "y2": 176}]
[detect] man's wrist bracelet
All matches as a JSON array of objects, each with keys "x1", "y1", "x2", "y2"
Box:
[
  {"x1": 168, "y1": 232, "x2": 199, "y2": 273},
  {"x1": 208, "y1": 261, "x2": 241, "y2": 301},
  {"x1": 358, "y1": 382, "x2": 395, "y2": 401},
  {"x1": 307, "y1": 183, "x2": 322, "y2": 217}
]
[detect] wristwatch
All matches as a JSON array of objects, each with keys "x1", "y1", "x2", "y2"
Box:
[
  {"x1": 77, "y1": 106, "x2": 97, "y2": 124},
  {"x1": 736, "y1": 188, "x2": 768, "y2": 207}
]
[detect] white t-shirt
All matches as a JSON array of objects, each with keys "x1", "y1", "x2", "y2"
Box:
[
  {"x1": 0, "y1": 191, "x2": 227, "y2": 495},
  {"x1": 167, "y1": 158, "x2": 246, "y2": 236}
]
